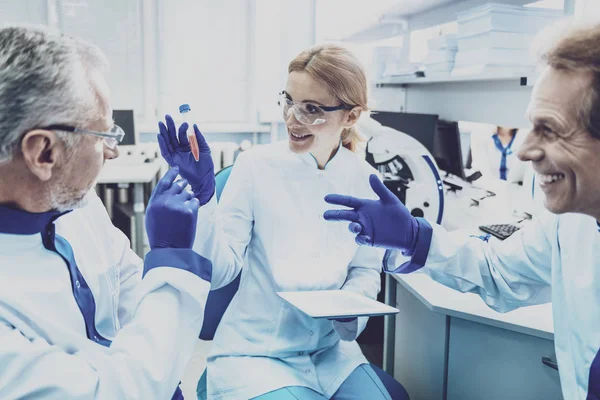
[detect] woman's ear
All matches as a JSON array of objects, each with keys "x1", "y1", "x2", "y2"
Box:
[
  {"x1": 343, "y1": 107, "x2": 363, "y2": 128},
  {"x1": 20, "y1": 129, "x2": 62, "y2": 181}
]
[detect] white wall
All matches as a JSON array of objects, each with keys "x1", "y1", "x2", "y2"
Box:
[
  {"x1": 157, "y1": 0, "x2": 252, "y2": 124},
  {"x1": 0, "y1": 1, "x2": 317, "y2": 135},
  {"x1": 0, "y1": 0, "x2": 47, "y2": 25},
  {"x1": 57, "y1": 0, "x2": 147, "y2": 121},
  {"x1": 575, "y1": 0, "x2": 600, "y2": 19},
  {"x1": 255, "y1": 0, "x2": 316, "y2": 123}
]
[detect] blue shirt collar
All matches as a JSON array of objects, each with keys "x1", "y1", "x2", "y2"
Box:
[
  {"x1": 0, "y1": 205, "x2": 70, "y2": 235},
  {"x1": 492, "y1": 132, "x2": 517, "y2": 154}
]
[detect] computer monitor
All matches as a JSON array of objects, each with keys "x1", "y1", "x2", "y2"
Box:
[
  {"x1": 371, "y1": 111, "x2": 439, "y2": 155},
  {"x1": 113, "y1": 110, "x2": 137, "y2": 146},
  {"x1": 434, "y1": 119, "x2": 465, "y2": 179}
]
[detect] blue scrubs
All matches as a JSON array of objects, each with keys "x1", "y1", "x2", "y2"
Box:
[{"x1": 254, "y1": 365, "x2": 404, "y2": 399}]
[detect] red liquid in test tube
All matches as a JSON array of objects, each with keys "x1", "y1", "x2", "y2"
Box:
[
  {"x1": 188, "y1": 132, "x2": 200, "y2": 161},
  {"x1": 179, "y1": 103, "x2": 200, "y2": 162}
]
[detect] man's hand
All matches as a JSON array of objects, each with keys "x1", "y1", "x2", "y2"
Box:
[
  {"x1": 157, "y1": 115, "x2": 215, "y2": 206},
  {"x1": 145, "y1": 167, "x2": 200, "y2": 250},
  {"x1": 323, "y1": 174, "x2": 419, "y2": 254}
]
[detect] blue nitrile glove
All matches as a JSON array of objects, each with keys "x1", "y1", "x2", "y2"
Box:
[
  {"x1": 323, "y1": 174, "x2": 419, "y2": 254},
  {"x1": 157, "y1": 114, "x2": 215, "y2": 206},
  {"x1": 145, "y1": 166, "x2": 200, "y2": 249}
]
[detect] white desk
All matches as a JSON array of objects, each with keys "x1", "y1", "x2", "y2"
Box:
[
  {"x1": 97, "y1": 158, "x2": 164, "y2": 256},
  {"x1": 386, "y1": 268, "x2": 561, "y2": 400},
  {"x1": 395, "y1": 273, "x2": 553, "y2": 339}
]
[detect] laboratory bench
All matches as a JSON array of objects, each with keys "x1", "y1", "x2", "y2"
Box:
[{"x1": 389, "y1": 273, "x2": 562, "y2": 400}]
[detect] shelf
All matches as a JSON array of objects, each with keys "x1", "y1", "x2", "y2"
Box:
[
  {"x1": 341, "y1": 19, "x2": 407, "y2": 43},
  {"x1": 341, "y1": 0, "x2": 548, "y2": 42},
  {"x1": 376, "y1": 72, "x2": 537, "y2": 87},
  {"x1": 137, "y1": 122, "x2": 271, "y2": 134}
]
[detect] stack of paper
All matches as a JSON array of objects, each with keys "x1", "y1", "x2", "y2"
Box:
[
  {"x1": 452, "y1": 3, "x2": 563, "y2": 77},
  {"x1": 424, "y1": 33, "x2": 458, "y2": 77}
]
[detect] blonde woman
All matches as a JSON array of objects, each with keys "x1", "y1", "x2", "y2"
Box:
[{"x1": 158, "y1": 45, "x2": 407, "y2": 399}]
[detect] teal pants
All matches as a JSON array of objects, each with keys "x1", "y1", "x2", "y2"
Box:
[{"x1": 251, "y1": 365, "x2": 393, "y2": 400}]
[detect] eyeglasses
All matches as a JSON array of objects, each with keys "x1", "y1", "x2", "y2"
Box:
[
  {"x1": 43, "y1": 124, "x2": 126, "y2": 149},
  {"x1": 278, "y1": 92, "x2": 353, "y2": 126}
]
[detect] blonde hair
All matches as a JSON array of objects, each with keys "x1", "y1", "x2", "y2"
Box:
[
  {"x1": 288, "y1": 44, "x2": 369, "y2": 152},
  {"x1": 536, "y1": 20, "x2": 600, "y2": 138}
]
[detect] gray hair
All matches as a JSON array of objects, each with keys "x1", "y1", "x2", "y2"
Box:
[
  {"x1": 534, "y1": 20, "x2": 600, "y2": 139},
  {"x1": 0, "y1": 26, "x2": 109, "y2": 163}
]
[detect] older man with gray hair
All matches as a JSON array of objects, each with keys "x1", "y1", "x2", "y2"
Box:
[
  {"x1": 324, "y1": 21, "x2": 600, "y2": 399},
  {"x1": 0, "y1": 26, "x2": 212, "y2": 399}
]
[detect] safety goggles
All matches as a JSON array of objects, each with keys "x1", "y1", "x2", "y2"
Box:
[
  {"x1": 278, "y1": 92, "x2": 353, "y2": 126},
  {"x1": 43, "y1": 124, "x2": 125, "y2": 149}
]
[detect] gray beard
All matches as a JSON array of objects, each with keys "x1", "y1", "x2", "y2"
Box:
[{"x1": 49, "y1": 185, "x2": 93, "y2": 211}]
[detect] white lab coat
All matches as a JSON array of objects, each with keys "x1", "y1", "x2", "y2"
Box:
[
  {"x1": 470, "y1": 127, "x2": 527, "y2": 183},
  {"x1": 0, "y1": 192, "x2": 211, "y2": 399},
  {"x1": 385, "y1": 211, "x2": 600, "y2": 399},
  {"x1": 193, "y1": 140, "x2": 384, "y2": 399}
]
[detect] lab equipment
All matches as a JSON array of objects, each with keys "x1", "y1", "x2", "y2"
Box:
[
  {"x1": 157, "y1": 115, "x2": 215, "y2": 206},
  {"x1": 113, "y1": 110, "x2": 137, "y2": 146},
  {"x1": 145, "y1": 167, "x2": 200, "y2": 250},
  {"x1": 372, "y1": 111, "x2": 438, "y2": 155},
  {"x1": 479, "y1": 223, "x2": 520, "y2": 240},
  {"x1": 179, "y1": 104, "x2": 200, "y2": 161},
  {"x1": 277, "y1": 290, "x2": 399, "y2": 320},
  {"x1": 360, "y1": 113, "x2": 444, "y2": 224},
  {"x1": 208, "y1": 141, "x2": 239, "y2": 172},
  {"x1": 324, "y1": 174, "x2": 420, "y2": 253},
  {"x1": 435, "y1": 120, "x2": 466, "y2": 180}
]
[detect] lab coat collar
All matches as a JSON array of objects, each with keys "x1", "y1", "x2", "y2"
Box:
[
  {"x1": 0, "y1": 205, "x2": 70, "y2": 235},
  {"x1": 299, "y1": 140, "x2": 344, "y2": 170}
]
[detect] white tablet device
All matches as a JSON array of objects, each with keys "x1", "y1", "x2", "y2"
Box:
[{"x1": 277, "y1": 290, "x2": 399, "y2": 319}]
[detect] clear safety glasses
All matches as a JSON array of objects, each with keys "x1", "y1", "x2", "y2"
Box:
[
  {"x1": 278, "y1": 92, "x2": 353, "y2": 126},
  {"x1": 43, "y1": 124, "x2": 126, "y2": 149}
]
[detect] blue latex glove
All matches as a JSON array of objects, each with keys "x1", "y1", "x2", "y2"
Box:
[
  {"x1": 157, "y1": 114, "x2": 215, "y2": 206},
  {"x1": 146, "y1": 166, "x2": 200, "y2": 249},
  {"x1": 323, "y1": 174, "x2": 419, "y2": 254}
]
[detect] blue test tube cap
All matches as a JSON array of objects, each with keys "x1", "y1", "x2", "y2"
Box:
[{"x1": 179, "y1": 103, "x2": 191, "y2": 113}]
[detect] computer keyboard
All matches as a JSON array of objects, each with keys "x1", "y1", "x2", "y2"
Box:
[{"x1": 478, "y1": 223, "x2": 521, "y2": 240}]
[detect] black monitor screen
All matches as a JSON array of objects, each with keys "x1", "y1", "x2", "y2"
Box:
[
  {"x1": 371, "y1": 111, "x2": 438, "y2": 155},
  {"x1": 113, "y1": 110, "x2": 136, "y2": 146},
  {"x1": 434, "y1": 120, "x2": 465, "y2": 179}
]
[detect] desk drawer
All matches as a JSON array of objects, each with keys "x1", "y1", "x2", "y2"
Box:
[{"x1": 447, "y1": 317, "x2": 562, "y2": 400}]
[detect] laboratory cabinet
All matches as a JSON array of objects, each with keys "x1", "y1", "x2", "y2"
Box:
[
  {"x1": 392, "y1": 275, "x2": 562, "y2": 400},
  {"x1": 446, "y1": 317, "x2": 562, "y2": 400}
]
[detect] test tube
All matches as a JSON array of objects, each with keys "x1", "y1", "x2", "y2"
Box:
[{"x1": 179, "y1": 103, "x2": 200, "y2": 162}]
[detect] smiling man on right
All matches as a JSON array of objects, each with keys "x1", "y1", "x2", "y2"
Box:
[{"x1": 323, "y1": 21, "x2": 600, "y2": 399}]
